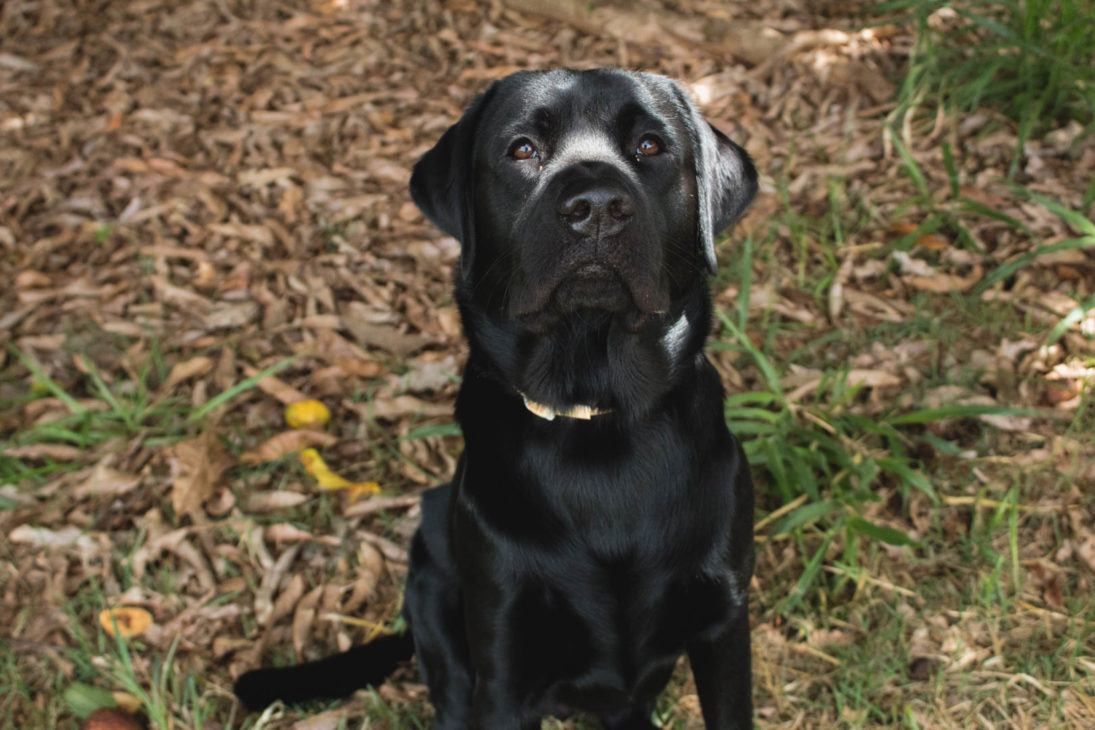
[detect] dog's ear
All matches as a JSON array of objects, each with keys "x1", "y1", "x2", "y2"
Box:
[
  {"x1": 669, "y1": 83, "x2": 758, "y2": 274},
  {"x1": 410, "y1": 86, "x2": 497, "y2": 279}
]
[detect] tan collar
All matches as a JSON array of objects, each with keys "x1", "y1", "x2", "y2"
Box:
[{"x1": 520, "y1": 392, "x2": 611, "y2": 421}]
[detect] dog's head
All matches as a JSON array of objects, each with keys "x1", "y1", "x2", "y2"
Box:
[{"x1": 411, "y1": 69, "x2": 756, "y2": 333}]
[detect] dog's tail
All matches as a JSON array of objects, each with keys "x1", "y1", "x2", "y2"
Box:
[{"x1": 233, "y1": 630, "x2": 415, "y2": 711}]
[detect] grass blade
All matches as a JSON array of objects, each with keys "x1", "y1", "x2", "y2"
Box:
[{"x1": 187, "y1": 356, "x2": 297, "y2": 422}]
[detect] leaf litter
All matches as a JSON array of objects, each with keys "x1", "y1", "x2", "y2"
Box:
[{"x1": 1, "y1": 0, "x2": 1093, "y2": 728}]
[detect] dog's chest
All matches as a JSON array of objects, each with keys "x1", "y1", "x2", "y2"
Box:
[{"x1": 509, "y1": 546, "x2": 732, "y2": 713}]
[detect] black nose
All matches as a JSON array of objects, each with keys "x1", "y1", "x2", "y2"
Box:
[{"x1": 558, "y1": 186, "x2": 635, "y2": 237}]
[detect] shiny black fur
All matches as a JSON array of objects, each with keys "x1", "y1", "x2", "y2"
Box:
[{"x1": 235, "y1": 68, "x2": 757, "y2": 729}]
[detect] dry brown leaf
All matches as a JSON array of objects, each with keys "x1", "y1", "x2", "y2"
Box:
[
  {"x1": 253, "y1": 545, "x2": 301, "y2": 626},
  {"x1": 828, "y1": 256, "x2": 854, "y2": 320},
  {"x1": 161, "y1": 355, "x2": 215, "y2": 392},
  {"x1": 915, "y1": 233, "x2": 950, "y2": 251},
  {"x1": 349, "y1": 395, "x2": 452, "y2": 420},
  {"x1": 903, "y1": 266, "x2": 983, "y2": 293},
  {"x1": 14, "y1": 270, "x2": 52, "y2": 288},
  {"x1": 169, "y1": 431, "x2": 232, "y2": 516},
  {"x1": 354, "y1": 541, "x2": 385, "y2": 604},
  {"x1": 292, "y1": 585, "x2": 323, "y2": 656},
  {"x1": 5, "y1": 443, "x2": 83, "y2": 461},
  {"x1": 290, "y1": 709, "x2": 348, "y2": 730},
  {"x1": 245, "y1": 491, "x2": 312, "y2": 512},
  {"x1": 389, "y1": 355, "x2": 459, "y2": 393},
  {"x1": 341, "y1": 307, "x2": 433, "y2": 357},
  {"x1": 269, "y1": 573, "x2": 306, "y2": 627},
  {"x1": 265, "y1": 523, "x2": 334, "y2": 544},
  {"x1": 205, "y1": 301, "x2": 260, "y2": 330},
  {"x1": 239, "y1": 430, "x2": 338, "y2": 465},
  {"x1": 71, "y1": 462, "x2": 141, "y2": 499},
  {"x1": 10, "y1": 524, "x2": 97, "y2": 550},
  {"x1": 81, "y1": 708, "x2": 144, "y2": 730},
  {"x1": 242, "y1": 365, "x2": 310, "y2": 405},
  {"x1": 846, "y1": 369, "x2": 903, "y2": 388}
]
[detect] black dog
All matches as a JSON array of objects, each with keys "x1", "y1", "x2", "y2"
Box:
[{"x1": 235, "y1": 68, "x2": 758, "y2": 729}]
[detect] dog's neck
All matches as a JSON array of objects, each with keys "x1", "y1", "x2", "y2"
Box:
[{"x1": 458, "y1": 285, "x2": 712, "y2": 421}]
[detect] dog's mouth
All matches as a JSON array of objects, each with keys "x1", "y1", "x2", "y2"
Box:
[
  {"x1": 510, "y1": 260, "x2": 668, "y2": 332},
  {"x1": 552, "y1": 263, "x2": 631, "y2": 312}
]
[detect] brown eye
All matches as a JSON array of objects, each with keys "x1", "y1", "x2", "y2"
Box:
[
  {"x1": 637, "y1": 136, "x2": 661, "y2": 157},
  {"x1": 512, "y1": 140, "x2": 538, "y2": 160}
]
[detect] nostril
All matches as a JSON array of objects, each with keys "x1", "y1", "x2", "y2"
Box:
[
  {"x1": 559, "y1": 195, "x2": 593, "y2": 223},
  {"x1": 570, "y1": 200, "x2": 591, "y2": 222},
  {"x1": 608, "y1": 197, "x2": 634, "y2": 221}
]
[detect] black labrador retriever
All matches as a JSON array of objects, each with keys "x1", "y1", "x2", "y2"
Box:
[{"x1": 235, "y1": 68, "x2": 758, "y2": 729}]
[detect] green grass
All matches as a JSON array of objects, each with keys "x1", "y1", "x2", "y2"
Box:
[{"x1": 886, "y1": 0, "x2": 1095, "y2": 167}]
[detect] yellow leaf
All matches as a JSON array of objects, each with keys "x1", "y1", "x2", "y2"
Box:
[
  {"x1": 299, "y1": 448, "x2": 351, "y2": 488},
  {"x1": 99, "y1": 607, "x2": 153, "y2": 639},
  {"x1": 298, "y1": 448, "x2": 380, "y2": 496},
  {"x1": 345, "y1": 482, "x2": 382, "y2": 500},
  {"x1": 285, "y1": 399, "x2": 331, "y2": 430}
]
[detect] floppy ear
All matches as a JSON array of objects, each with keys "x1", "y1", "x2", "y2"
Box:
[
  {"x1": 409, "y1": 86, "x2": 496, "y2": 280},
  {"x1": 670, "y1": 84, "x2": 758, "y2": 274}
]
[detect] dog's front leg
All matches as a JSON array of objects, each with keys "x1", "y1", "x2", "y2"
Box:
[
  {"x1": 460, "y1": 585, "x2": 539, "y2": 730},
  {"x1": 464, "y1": 631, "x2": 530, "y2": 730},
  {"x1": 687, "y1": 604, "x2": 753, "y2": 730},
  {"x1": 467, "y1": 676, "x2": 539, "y2": 730}
]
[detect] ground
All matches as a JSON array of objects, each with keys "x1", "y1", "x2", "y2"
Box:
[{"x1": 1, "y1": 1, "x2": 1094, "y2": 729}]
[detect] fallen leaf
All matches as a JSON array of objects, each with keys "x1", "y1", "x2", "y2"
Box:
[
  {"x1": 10, "y1": 524, "x2": 96, "y2": 550},
  {"x1": 161, "y1": 356, "x2": 214, "y2": 392},
  {"x1": 265, "y1": 523, "x2": 323, "y2": 543},
  {"x1": 915, "y1": 233, "x2": 950, "y2": 251},
  {"x1": 239, "y1": 430, "x2": 338, "y2": 465},
  {"x1": 298, "y1": 448, "x2": 380, "y2": 495},
  {"x1": 291, "y1": 709, "x2": 349, "y2": 730},
  {"x1": 342, "y1": 306, "x2": 433, "y2": 356},
  {"x1": 81, "y1": 707, "x2": 144, "y2": 730},
  {"x1": 5, "y1": 443, "x2": 83, "y2": 461},
  {"x1": 245, "y1": 491, "x2": 312, "y2": 512},
  {"x1": 205, "y1": 300, "x2": 260, "y2": 330},
  {"x1": 242, "y1": 365, "x2": 310, "y2": 405},
  {"x1": 352, "y1": 394, "x2": 453, "y2": 420},
  {"x1": 292, "y1": 586, "x2": 323, "y2": 659},
  {"x1": 169, "y1": 432, "x2": 232, "y2": 516},
  {"x1": 269, "y1": 573, "x2": 307, "y2": 627},
  {"x1": 99, "y1": 607, "x2": 154, "y2": 639},
  {"x1": 903, "y1": 266, "x2": 983, "y2": 293},
  {"x1": 388, "y1": 355, "x2": 459, "y2": 393},
  {"x1": 846, "y1": 369, "x2": 903, "y2": 388},
  {"x1": 72, "y1": 462, "x2": 142, "y2": 499}
]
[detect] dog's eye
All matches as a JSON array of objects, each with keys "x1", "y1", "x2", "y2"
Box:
[
  {"x1": 511, "y1": 140, "x2": 538, "y2": 161},
  {"x1": 636, "y1": 136, "x2": 661, "y2": 157}
]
